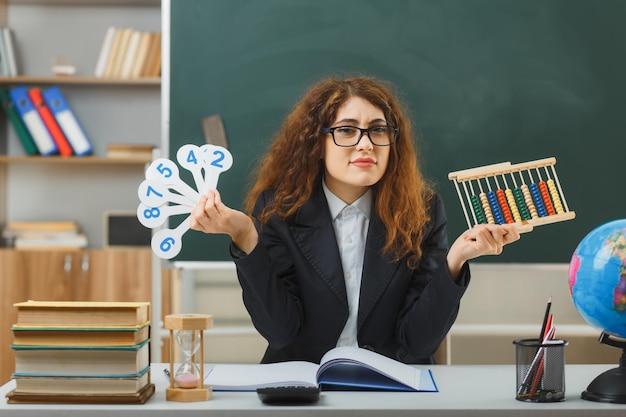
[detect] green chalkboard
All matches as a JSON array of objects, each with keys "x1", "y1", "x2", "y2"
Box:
[{"x1": 170, "y1": 0, "x2": 626, "y2": 263}]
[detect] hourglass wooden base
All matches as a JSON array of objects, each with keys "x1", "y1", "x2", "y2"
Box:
[
  {"x1": 166, "y1": 386, "x2": 211, "y2": 402},
  {"x1": 164, "y1": 314, "x2": 213, "y2": 402}
]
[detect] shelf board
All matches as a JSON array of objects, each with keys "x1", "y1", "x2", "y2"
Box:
[
  {"x1": 7, "y1": 1, "x2": 160, "y2": 6},
  {"x1": 0, "y1": 76, "x2": 160, "y2": 86},
  {"x1": 0, "y1": 155, "x2": 152, "y2": 165}
]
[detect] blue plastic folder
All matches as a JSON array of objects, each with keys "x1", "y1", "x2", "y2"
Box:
[
  {"x1": 8, "y1": 86, "x2": 57, "y2": 156},
  {"x1": 41, "y1": 86, "x2": 93, "y2": 156}
]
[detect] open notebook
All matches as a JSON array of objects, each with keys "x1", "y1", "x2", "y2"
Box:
[{"x1": 204, "y1": 346, "x2": 437, "y2": 392}]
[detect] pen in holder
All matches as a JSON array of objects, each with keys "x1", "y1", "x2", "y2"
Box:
[{"x1": 514, "y1": 338, "x2": 568, "y2": 402}]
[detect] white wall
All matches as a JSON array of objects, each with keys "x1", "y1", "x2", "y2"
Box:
[
  {"x1": 5, "y1": 4, "x2": 161, "y2": 248},
  {"x1": 173, "y1": 262, "x2": 621, "y2": 365},
  {"x1": 450, "y1": 263, "x2": 620, "y2": 364}
]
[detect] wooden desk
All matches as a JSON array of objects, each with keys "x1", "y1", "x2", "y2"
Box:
[{"x1": 1, "y1": 364, "x2": 625, "y2": 416}]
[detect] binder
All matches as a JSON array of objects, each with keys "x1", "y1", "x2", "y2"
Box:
[
  {"x1": 41, "y1": 86, "x2": 93, "y2": 156},
  {"x1": 144, "y1": 32, "x2": 161, "y2": 77},
  {"x1": 94, "y1": 26, "x2": 116, "y2": 78},
  {"x1": 0, "y1": 88, "x2": 38, "y2": 155},
  {"x1": 130, "y1": 32, "x2": 151, "y2": 79},
  {"x1": 3, "y1": 27, "x2": 18, "y2": 76},
  {"x1": 0, "y1": 28, "x2": 10, "y2": 76},
  {"x1": 8, "y1": 86, "x2": 58, "y2": 156},
  {"x1": 103, "y1": 28, "x2": 124, "y2": 78},
  {"x1": 28, "y1": 88, "x2": 73, "y2": 156},
  {"x1": 119, "y1": 30, "x2": 140, "y2": 79},
  {"x1": 109, "y1": 28, "x2": 132, "y2": 78}
]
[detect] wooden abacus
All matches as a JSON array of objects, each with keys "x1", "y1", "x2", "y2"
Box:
[{"x1": 448, "y1": 157, "x2": 575, "y2": 233}]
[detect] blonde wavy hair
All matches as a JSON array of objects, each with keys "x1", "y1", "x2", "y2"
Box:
[{"x1": 245, "y1": 76, "x2": 433, "y2": 268}]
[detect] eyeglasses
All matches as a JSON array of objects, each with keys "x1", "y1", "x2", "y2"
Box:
[{"x1": 322, "y1": 125, "x2": 398, "y2": 147}]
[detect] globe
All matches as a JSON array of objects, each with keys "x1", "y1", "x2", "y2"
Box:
[{"x1": 568, "y1": 219, "x2": 626, "y2": 338}]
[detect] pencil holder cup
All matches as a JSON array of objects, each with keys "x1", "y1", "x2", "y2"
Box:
[{"x1": 513, "y1": 338, "x2": 568, "y2": 402}]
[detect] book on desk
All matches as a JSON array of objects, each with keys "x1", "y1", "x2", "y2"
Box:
[
  {"x1": 7, "y1": 301, "x2": 154, "y2": 404},
  {"x1": 204, "y1": 346, "x2": 437, "y2": 392},
  {"x1": 13, "y1": 300, "x2": 150, "y2": 327},
  {"x1": 12, "y1": 339, "x2": 150, "y2": 377},
  {"x1": 11, "y1": 323, "x2": 150, "y2": 346}
]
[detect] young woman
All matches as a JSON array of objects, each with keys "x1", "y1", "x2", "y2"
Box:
[{"x1": 190, "y1": 76, "x2": 520, "y2": 364}]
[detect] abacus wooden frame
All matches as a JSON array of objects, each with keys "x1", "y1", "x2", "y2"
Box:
[{"x1": 448, "y1": 157, "x2": 575, "y2": 233}]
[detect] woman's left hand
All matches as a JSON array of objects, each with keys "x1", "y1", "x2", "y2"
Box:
[{"x1": 447, "y1": 224, "x2": 521, "y2": 280}]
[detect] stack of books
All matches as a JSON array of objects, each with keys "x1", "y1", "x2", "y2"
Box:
[
  {"x1": 6, "y1": 300, "x2": 154, "y2": 404},
  {"x1": 94, "y1": 27, "x2": 161, "y2": 79},
  {"x1": 2, "y1": 221, "x2": 88, "y2": 249}
]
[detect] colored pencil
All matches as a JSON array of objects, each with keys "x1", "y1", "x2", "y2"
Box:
[{"x1": 538, "y1": 296, "x2": 552, "y2": 342}]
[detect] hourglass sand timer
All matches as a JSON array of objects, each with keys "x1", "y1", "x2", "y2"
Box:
[{"x1": 164, "y1": 313, "x2": 213, "y2": 402}]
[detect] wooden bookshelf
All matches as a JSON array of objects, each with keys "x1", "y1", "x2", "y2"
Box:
[
  {"x1": 9, "y1": 1, "x2": 159, "y2": 5},
  {"x1": 0, "y1": 1, "x2": 163, "y2": 386},
  {"x1": 0, "y1": 0, "x2": 161, "y2": 232},
  {"x1": 0, "y1": 155, "x2": 152, "y2": 165},
  {"x1": 0, "y1": 76, "x2": 160, "y2": 86}
]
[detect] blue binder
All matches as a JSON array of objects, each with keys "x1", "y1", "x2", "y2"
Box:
[
  {"x1": 42, "y1": 86, "x2": 93, "y2": 156},
  {"x1": 8, "y1": 86, "x2": 57, "y2": 156}
]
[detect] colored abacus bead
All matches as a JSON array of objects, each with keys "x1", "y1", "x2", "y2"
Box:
[
  {"x1": 546, "y1": 179, "x2": 564, "y2": 214},
  {"x1": 505, "y1": 189, "x2": 522, "y2": 222},
  {"x1": 496, "y1": 189, "x2": 514, "y2": 224},
  {"x1": 529, "y1": 182, "x2": 547, "y2": 217},
  {"x1": 538, "y1": 181, "x2": 556, "y2": 215},
  {"x1": 512, "y1": 188, "x2": 531, "y2": 221},
  {"x1": 470, "y1": 195, "x2": 487, "y2": 224},
  {"x1": 521, "y1": 184, "x2": 538, "y2": 219},
  {"x1": 487, "y1": 191, "x2": 505, "y2": 225},
  {"x1": 479, "y1": 193, "x2": 495, "y2": 224}
]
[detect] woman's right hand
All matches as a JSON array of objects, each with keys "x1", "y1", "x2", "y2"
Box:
[{"x1": 190, "y1": 189, "x2": 258, "y2": 254}]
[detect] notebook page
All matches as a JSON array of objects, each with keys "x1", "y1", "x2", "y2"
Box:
[
  {"x1": 317, "y1": 346, "x2": 423, "y2": 390},
  {"x1": 204, "y1": 361, "x2": 318, "y2": 391}
]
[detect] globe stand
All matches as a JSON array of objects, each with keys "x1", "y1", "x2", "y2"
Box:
[{"x1": 581, "y1": 332, "x2": 626, "y2": 404}]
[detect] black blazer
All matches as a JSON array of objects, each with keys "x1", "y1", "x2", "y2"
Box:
[{"x1": 232, "y1": 182, "x2": 470, "y2": 364}]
